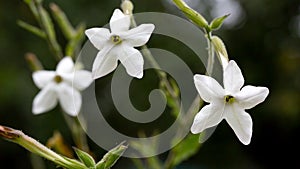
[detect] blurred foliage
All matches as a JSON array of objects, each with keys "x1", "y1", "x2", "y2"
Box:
[{"x1": 0, "y1": 0, "x2": 299, "y2": 169}]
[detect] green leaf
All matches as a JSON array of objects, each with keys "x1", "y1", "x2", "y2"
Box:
[
  {"x1": 37, "y1": 4, "x2": 63, "y2": 59},
  {"x1": 17, "y1": 20, "x2": 46, "y2": 38},
  {"x1": 210, "y1": 14, "x2": 230, "y2": 30},
  {"x1": 73, "y1": 147, "x2": 95, "y2": 168},
  {"x1": 96, "y1": 142, "x2": 127, "y2": 169},
  {"x1": 65, "y1": 23, "x2": 86, "y2": 57},
  {"x1": 50, "y1": 3, "x2": 76, "y2": 40},
  {"x1": 167, "y1": 134, "x2": 201, "y2": 168}
]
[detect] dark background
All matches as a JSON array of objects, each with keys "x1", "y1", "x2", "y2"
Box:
[{"x1": 0, "y1": 0, "x2": 299, "y2": 168}]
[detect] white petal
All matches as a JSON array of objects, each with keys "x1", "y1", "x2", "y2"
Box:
[
  {"x1": 56, "y1": 57, "x2": 74, "y2": 74},
  {"x1": 224, "y1": 104, "x2": 252, "y2": 145},
  {"x1": 62, "y1": 70, "x2": 93, "y2": 90},
  {"x1": 223, "y1": 60, "x2": 244, "y2": 94},
  {"x1": 92, "y1": 45, "x2": 118, "y2": 79},
  {"x1": 191, "y1": 103, "x2": 225, "y2": 134},
  {"x1": 117, "y1": 45, "x2": 144, "y2": 79},
  {"x1": 235, "y1": 85, "x2": 269, "y2": 109},
  {"x1": 73, "y1": 70, "x2": 93, "y2": 90},
  {"x1": 85, "y1": 28, "x2": 111, "y2": 50},
  {"x1": 110, "y1": 9, "x2": 130, "y2": 33},
  {"x1": 32, "y1": 71, "x2": 55, "y2": 89},
  {"x1": 122, "y1": 24, "x2": 155, "y2": 47},
  {"x1": 57, "y1": 83, "x2": 81, "y2": 116},
  {"x1": 193, "y1": 74, "x2": 224, "y2": 103},
  {"x1": 32, "y1": 83, "x2": 57, "y2": 115}
]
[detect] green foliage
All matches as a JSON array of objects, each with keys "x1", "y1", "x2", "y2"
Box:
[
  {"x1": 96, "y1": 142, "x2": 127, "y2": 169},
  {"x1": 166, "y1": 134, "x2": 201, "y2": 168},
  {"x1": 74, "y1": 147, "x2": 96, "y2": 168},
  {"x1": 209, "y1": 14, "x2": 230, "y2": 31},
  {"x1": 17, "y1": 20, "x2": 46, "y2": 38}
]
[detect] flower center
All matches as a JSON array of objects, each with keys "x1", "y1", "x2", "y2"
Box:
[
  {"x1": 225, "y1": 95, "x2": 235, "y2": 104},
  {"x1": 54, "y1": 75, "x2": 63, "y2": 83},
  {"x1": 110, "y1": 35, "x2": 122, "y2": 44}
]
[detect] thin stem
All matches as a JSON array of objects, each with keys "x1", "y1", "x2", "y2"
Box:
[
  {"x1": 130, "y1": 14, "x2": 181, "y2": 109},
  {"x1": 32, "y1": 0, "x2": 63, "y2": 60},
  {"x1": 206, "y1": 32, "x2": 215, "y2": 76},
  {"x1": 62, "y1": 113, "x2": 90, "y2": 153},
  {"x1": 0, "y1": 125, "x2": 85, "y2": 169}
]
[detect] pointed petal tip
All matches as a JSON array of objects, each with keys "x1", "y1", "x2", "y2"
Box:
[
  {"x1": 32, "y1": 108, "x2": 44, "y2": 115},
  {"x1": 190, "y1": 126, "x2": 200, "y2": 134},
  {"x1": 239, "y1": 136, "x2": 251, "y2": 145},
  {"x1": 135, "y1": 72, "x2": 143, "y2": 79}
]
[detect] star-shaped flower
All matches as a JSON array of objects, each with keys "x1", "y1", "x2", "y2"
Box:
[
  {"x1": 191, "y1": 60, "x2": 269, "y2": 145},
  {"x1": 32, "y1": 57, "x2": 93, "y2": 116},
  {"x1": 85, "y1": 9, "x2": 155, "y2": 79}
]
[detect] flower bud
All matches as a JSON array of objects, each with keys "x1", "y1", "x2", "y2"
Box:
[
  {"x1": 121, "y1": 0, "x2": 134, "y2": 15},
  {"x1": 211, "y1": 36, "x2": 229, "y2": 68}
]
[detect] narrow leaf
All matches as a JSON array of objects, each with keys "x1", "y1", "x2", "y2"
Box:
[
  {"x1": 49, "y1": 3, "x2": 75, "y2": 39},
  {"x1": 65, "y1": 23, "x2": 86, "y2": 57},
  {"x1": 17, "y1": 20, "x2": 46, "y2": 38},
  {"x1": 210, "y1": 14, "x2": 230, "y2": 30},
  {"x1": 74, "y1": 147, "x2": 95, "y2": 168},
  {"x1": 96, "y1": 142, "x2": 127, "y2": 169},
  {"x1": 37, "y1": 4, "x2": 63, "y2": 59}
]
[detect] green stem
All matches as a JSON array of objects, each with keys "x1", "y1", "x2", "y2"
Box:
[
  {"x1": 129, "y1": 13, "x2": 181, "y2": 110},
  {"x1": 62, "y1": 113, "x2": 90, "y2": 153},
  {"x1": 0, "y1": 125, "x2": 85, "y2": 169},
  {"x1": 26, "y1": 0, "x2": 63, "y2": 60},
  {"x1": 206, "y1": 32, "x2": 215, "y2": 76}
]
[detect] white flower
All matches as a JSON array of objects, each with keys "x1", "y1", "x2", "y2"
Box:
[
  {"x1": 85, "y1": 9, "x2": 155, "y2": 79},
  {"x1": 32, "y1": 57, "x2": 93, "y2": 116},
  {"x1": 191, "y1": 60, "x2": 269, "y2": 145}
]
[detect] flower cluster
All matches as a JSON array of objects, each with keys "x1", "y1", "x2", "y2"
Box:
[{"x1": 31, "y1": 7, "x2": 269, "y2": 146}]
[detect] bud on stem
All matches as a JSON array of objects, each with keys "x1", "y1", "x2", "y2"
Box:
[
  {"x1": 211, "y1": 36, "x2": 229, "y2": 69},
  {"x1": 25, "y1": 53, "x2": 43, "y2": 71},
  {"x1": 121, "y1": 0, "x2": 134, "y2": 15},
  {"x1": 0, "y1": 125, "x2": 85, "y2": 169}
]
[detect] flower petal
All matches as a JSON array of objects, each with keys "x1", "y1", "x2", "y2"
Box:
[
  {"x1": 56, "y1": 57, "x2": 74, "y2": 74},
  {"x1": 117, "y1": 45, "x2": 144, "y2": 78},
  {"x1": 57, "y1": 83, "x2": 81, "y2": 116},
  {"x1": 62, "y1": 70, "x2": 93, "y2": 90},
  {"x1": 85, "y1": 28, "x2": 111, "y2": 50},
  {"x1": 223, "y1": 60, "x2": 244, "y2": 94},
  {"x1": 32, "y1": 83, "x2": 57, "y2": 115},
  {"x1": 193, "y1": 74, "x2": 224, "y2": 103},
  {"x1": 191, "y1": 102, "x2": 225, "y2": 134},
  {"x1": 235, "y1": 85, "x2": 269, "y2": 109},
  {"x1": 110, "y1": 9, "x2": 130, "y2": 33},
  {"x1": 33, "y1": 71, "x2": 56, "y2": 89},
  {"x1": 224, "y1": 104, "x2": 252, "y2": 145},
  {"x1": 73, "y1": 70, "x2": 93, "y2": 90},
  {"x1": 122, "y1": 24, "x2": 155, "y2": 47},
  {"x1": 92, "y1": 45, "x2": 118, "y2": 79}
]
